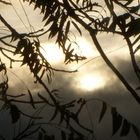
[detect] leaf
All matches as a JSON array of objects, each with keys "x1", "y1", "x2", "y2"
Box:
[
  {"x1": 76, "y1": 0, "x2": 80, "y2": 4},
  {"x1": 51, "y1": 89, "x2": 59, "y2": 93},
  {"x1": 33, "y1": 63, "x2": 42, "y2": 75},
  {"x1": 77, "y1": 98, "x2": 83, "y2": 104},
  {"x1": 28, "y1": 90, "x2": 36, "y2": 109},
  {"x1": 10, "y1": 104, "x2": 20, "y2": 124},
  {"x1": 101, "y1": 17, "x2": 110, "y2": 28},
  {"x1": 120, "y1": 119, "x2": 131, "y2": 136},
  {"x1": 44, "y1": 15, "x2": 54, "y2": 26},
  {"x1": 42, "y1": 10, "x2": 50, "y2": 22},
  {"x1": 69, "y1": 49, "x2": 74, "y2": 55},
  {"x1": 29, "y1": 0, "x2": 35, "y2": 5},
  {"x1": 65, "y1": 21, "x2": 70, "y2": 36},
  {"x1": 132, "y1": 124, "x2": 140, "y2": 139},
  {"x1": 111, "y1": 107, "x2": 123, "y2": 135},
  {"x1": 40, "y1": 69, "x2": 46, "y2": 79},
  {"x1": 99, "y1": 102, "x2": 107, "y2": 123},
  {"x1": 134, "y1": 45, "x2": 140, "y2": 54},
  {"x1": 109, "y1": 21, "x2": 116, "y2": 33},
  {"x1": 48, "y1": 22, "x2": 59, "y2": 38},
  {"x1": 47, "y1": 74, "x2": 52, "y2": 84},
  {"x1": 59, "y1": 12, "x2": 67, "y2": 28},
  {"x1": 130, "y1": 5, "x2": 140, "y2": 13},
  {"x1": 126, "y1": 19, "x2": 140, "y2": 37},
  {"x1": 72, "y1": 21, "x2": 82, "y2": 35},
  {"x1": 67, "y1": 44, "x2": 72, "y2": 53},
  {"x1": 34, "y1": 0, "x2": 41, "y2": 10},
  {"x1": 0, "y1": 0, "x2": 11, "y2": 5}
]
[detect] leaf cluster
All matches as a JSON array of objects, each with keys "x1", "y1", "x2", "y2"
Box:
[
  {"x1": 0, "y1": 0, "x2": 140, "y2": 140},
  {"x1": 14, "y1": 37, "x2": 53, "y2": 80},
  {"x1": 99, "y1": 102, "x2": 140, "y2": 139},
  {"x1": 24, "y1": 0, "x2": 90, "y2": 64}
]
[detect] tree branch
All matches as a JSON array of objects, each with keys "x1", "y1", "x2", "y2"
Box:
[{"x1": 63, "y1": 0, "x2": 140, "y2": 104}]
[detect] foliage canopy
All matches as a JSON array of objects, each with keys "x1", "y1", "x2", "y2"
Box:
[{"x1": 0, "y1": 0, "x2": 140, "y2": 139}]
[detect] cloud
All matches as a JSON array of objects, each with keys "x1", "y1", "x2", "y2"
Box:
[
  {"x1": 0, "y1": 34, "x2": 139, "y2": 140},
  {"x1": 0, "y1": 1, "x2": 140, "y2": 139}
]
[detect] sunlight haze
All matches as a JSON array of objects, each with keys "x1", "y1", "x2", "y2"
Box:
[{"x1": 0, "y1": 1, "x2": 140, "y2": 140}]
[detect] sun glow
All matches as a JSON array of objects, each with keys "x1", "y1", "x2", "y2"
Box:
[
  {"x1": 76, "y1": 38, "x2": 95, "y2": 57},
  {"x1": 40, "y1": 37, "x2": 95, "y2": 65},
  {"x1": 78, "y1": 74, "x2": 105, "y2": 91},
  {"x1": 40, "y1": 43, "x2": 64, "y2": 64},
  {"x1": 40, "y1": 41, "x2": 105, "y2": 92}
]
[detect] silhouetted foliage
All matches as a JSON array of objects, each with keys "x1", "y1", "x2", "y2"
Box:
[{"x1": 0, "y1": 0, "x2": 140, "y2": 140}]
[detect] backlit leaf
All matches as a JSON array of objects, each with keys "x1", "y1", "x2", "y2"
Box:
[
  {"x1": 120, "y1": 119, "x2": 131, "y2": 136},
  {"x1": 111, "y1": 107, "x2": 123, "y2": 135},
  {"x1": 0, "y1": 0, "x2": 11, "y2": 5},
  {"x1": 134, "y1": 45, "x2": 140, "y2": 54},
  {"x1": 10, "y1": 104, "x2": 20, "y2": 124},
  {"x1": 132, "y1": 124, "x2": 140, "y2": 139},
  {"x1": 65, "y1": 21, "x2": 70, "y2": 37},
  {"x1": 126, "y1": 19, "x2": 140, "y2": 37},
  {"x1": 28, "y1": 90, "x2": 36, "y2": 109},
  {"x1": 99, "y1": 102, "x2": 107, "y2": 123}
]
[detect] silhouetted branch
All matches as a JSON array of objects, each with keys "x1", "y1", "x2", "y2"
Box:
[
  {"x1": 0, "y1": 1, "x2": 140, "y2": 139},
  {"x1": 20, "y1": 111, "x2": 42, "y2": 119},
  {"x1": 62, "y1": 0, "x2": 140, "y2": 104},
  {"x1": 6, "y1": 94, "x2": 25, "y2": 98},
  {"x1": 0, "y1": 0, "x2": 11, "y2": 5}
]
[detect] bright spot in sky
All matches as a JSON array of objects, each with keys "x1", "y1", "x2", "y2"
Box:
[
  {"x1": 77, "y1": 37, "x2": 94, "y2": 57},
  {"x1": 78, "y1": 74, "x2": 105, "y2": 91},
  {"x1": 40, "y1": 38, "x2": 95, "y2": 65},
  {"x1": 40, "y1": 43, "x2": 64, "y2": 64},
  {"x1": 40, "y1": 41, "x2": 105, "y2": 93}
]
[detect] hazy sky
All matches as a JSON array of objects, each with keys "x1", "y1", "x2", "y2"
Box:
[{"x1": 0, "y1": 0, "x2": 140, "y2": 140}]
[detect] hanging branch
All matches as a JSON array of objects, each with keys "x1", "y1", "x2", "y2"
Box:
[
  {"x1": 0, "y1": 0, "x2": 11, "y2": 5},
  {"x1": 61, "y1": 0, "x2": 140, "y2": 104},
  {"x1": 0, "y1": 1, "x2": 140, "y2": 139}
]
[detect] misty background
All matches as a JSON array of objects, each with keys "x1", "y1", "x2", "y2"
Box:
[{"x1": 0, "y1": 0, "x2": 140, "y2": 140}]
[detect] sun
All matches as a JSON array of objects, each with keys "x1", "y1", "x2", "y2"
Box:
[{"x1": 78, "y1": 74, "x2": 105, "y2": 91}]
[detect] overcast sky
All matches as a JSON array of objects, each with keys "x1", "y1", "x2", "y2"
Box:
[{"x1": 0, "y1": 0, "x2": 140, "y2": 140}]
